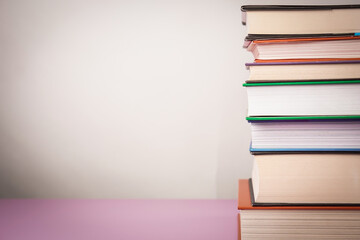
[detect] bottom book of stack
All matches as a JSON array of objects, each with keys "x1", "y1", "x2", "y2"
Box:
[{"x1": 238, "y1": 179, "x2": 360, "y2": 240}]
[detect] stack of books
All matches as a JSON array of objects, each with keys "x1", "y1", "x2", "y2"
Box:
[{"x1": 239, "y1": 4, "x2": 360, "y2": 239}]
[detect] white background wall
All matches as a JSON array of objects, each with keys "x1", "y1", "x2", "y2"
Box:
[{"x1": 0, "y1": 0, "x2": 358, "y2": 198}]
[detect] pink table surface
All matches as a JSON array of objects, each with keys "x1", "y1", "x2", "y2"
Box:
[{"x1": 0, "y1": 199, "x2": 238, "y2": 240}]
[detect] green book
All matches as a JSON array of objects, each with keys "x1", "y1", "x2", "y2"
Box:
[{"x1": 243, "y1": 80, "x2": 360, "y2": 87}]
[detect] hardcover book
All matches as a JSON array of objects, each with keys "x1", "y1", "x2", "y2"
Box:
[
  {"x1": 250, "y1": 154, "x2": 360, "y2": 205},
  {"x1": 241, "y1": 5, "x2": 360, "y2": 35},
  {"x1": 245, "y1": 59, "x2": 360, "y2": 82},
  {"x1": 238, "y1": 179, "x2": 360, "y2": 240},
  {"x1": 244, "y1": 80, "x2": 360, "y2": 116},
  {"x1": 247, "y1": 116, "x2": 360, "y2": 152},
  {"x1": 246, "y1": 36, "x2": 360, "y2": 60}
]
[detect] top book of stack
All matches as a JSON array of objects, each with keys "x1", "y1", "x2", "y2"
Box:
[{"x1": 241, "y1": 5, "x2": 360, "y2": 35}]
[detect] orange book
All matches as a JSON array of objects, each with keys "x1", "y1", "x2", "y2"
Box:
[{"x1": 246, "y1": 36, "x2": 360, "y2": 60}]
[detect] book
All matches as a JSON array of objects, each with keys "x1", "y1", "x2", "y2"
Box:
[
  {"x1": 246, "y1": 36, "x2": 360, "y2": 60},
  {"x1": 245, "y1": 59, "x2": 360, "y2": 82},
  {"x1": 239, "y1": 179, "x2": 360, "y2": 208},
  {"x1": 243, "y1": 32, "x2": 358, "y2": 46},
  {"x1": 250, "y1": 154, "x2": 360, "y2": 205},
  {"x1": 241, "y1": 5, "x2": 360, "y2": 35},
  {"x1": 255, "y1": 58, "x2": 360, "y2": 63},
  {"x1": 244, "y1": 80, "x2": 360, "y2": 116},
  {"x1": 247, "y1": 116, "x2": 360, "y2": 152},
  {"x1": 238, "y1": 179, "x2": 360, "y2": 240}
]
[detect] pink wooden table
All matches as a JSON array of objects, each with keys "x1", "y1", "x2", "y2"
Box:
[{"x1": 0, "y1": 199, "x2": 238, "y2": 240}]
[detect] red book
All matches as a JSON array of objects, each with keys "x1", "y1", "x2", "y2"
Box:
[{"x1": 246, "y1": 36, "x2": 360, "y2": 60}]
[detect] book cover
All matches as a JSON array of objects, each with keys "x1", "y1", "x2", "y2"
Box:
[
  {"x1": 241, "y1": 5, "x2": 360, "y2": 35},
  {"x1": 244, "y1": 35, "x2": 360, "y2": 48},
  {"x1": 250, "y1": 147, "x2": 360, "y2": 154},
  {"x1": 241, "y1": 5, "x2": 360, "y2": 25},
  {"x1": 245, "y1": 60, "x2": 360, "y2": 82},
  {"x1": 241, "y1": 5, "x2": 360, "y2": 12},
  {"x1": 244, "y1": 33, "x2": 359, "y2": 42},
  {"x1": 243, "y1": 80, "x2": 360, "y2": 87},
  {"x1": 245, "y1": 60, "x2": 360, "y2": 68},
  {"x1": 246, "y1": 115, "x2": 360, "y2": 121},
  {"x1": 254, "y1": 58, "x2": 360, "y2": 63}
]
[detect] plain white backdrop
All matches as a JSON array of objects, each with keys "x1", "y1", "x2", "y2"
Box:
[{"x1": 0, "y1": 0, "x2": 358, "y2": 198}]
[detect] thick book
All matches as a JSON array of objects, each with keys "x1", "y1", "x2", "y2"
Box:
[
  {"x1": 246, "y1": 36, "x2": 360, "y2": 60},
  {"x1": 238, "y1": 179, "x2": 360, "y2": 209},
  {"x1": 244, "y1": 80, "x2": 360, "y2": 116},
  {"x1": 238, "y1": 179, "x2": 360, "y2": 240},
  {"x1": 245, "y1": 59, "x2": 360, "y2": 82},
  {"x1": 247, "y1": 116, "x2": 360, "y2": 152},
  {"x1": 241, "y1": 5, "x2": 360, "y2": 35},
  {"x1": 250, "y1": 154, "x2": 360, "y2": 206}
]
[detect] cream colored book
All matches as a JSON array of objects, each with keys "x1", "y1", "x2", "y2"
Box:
[
  {"x1": 238, "y1": 179, "x2": 360, "y2": 240},
  {"x1": 247, "y1": 37, "x2": 360, "y2": 60},
  {"x1": 246, "y1": 60, "x2": 360, "y2": 82},
  {"x1": 251, "y1": 154, "x2": 360, "y2": 205},
  {"x1": 241, "y1": 5, "x2": 360, "y2": 34}
]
